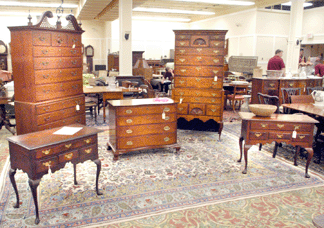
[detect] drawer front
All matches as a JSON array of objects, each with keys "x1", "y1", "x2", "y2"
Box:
[
  {"x1": 118, "y1": 133, "x2": 176, "y2": 149},
  {"x1": 61, "y1": 47, "x2": 82, "y2": 57},
  {"x1": 175, "y1": 40, "x2": 190, "y2": 47},
  {"x1": 35, "y1": 145, "x2": 60, "y2": 159},
  {"x1": 117, "y1": 122, "x2": 177, "y2": 137},
  {"x1": 177, "y1": 103, "x2": 189, "y2": 114},
  {"x1": 264, "y1": 80, "x2": 278, "y2": 89},
  {"x1": 36, "y1": 80, "x2": 83, "y2": 101},
  {"x1": 250, "y1": 122, "x2": 271, "y2": 130},
  {"x1": 117, "y1": 104, "x2": 176, "y2": 116},
  {"x1": 79, "y1": 145, "x2": 98, "y2": 159},
  {"x1": 37, "y1": 114, "x2": 85, "y2": 131},
  {"x1": 36, "y1": 95, "x2": 85, "y2": 114},
  {"x1": 251, "y1": 122, "x2": 313, "y2": 132},
  {"x1": 292, "y1": 134, "x2": 313, "y2": 143},
  {"x1": 58, "y1": 150, "x2": 79, "y2": 163},
  {"x1": 206, "y1": 104, "x2": 222, "y2": 116},
  {"x1": 175, "y1": 89, "x2": 221, "y2": 98},
  {"x1": 210, "y1": 40, "x2": 225, "y2": 48},
  {"x1": 63, "y1": 57, "x2": 83, "y2": 68},
  {"x1": 189, "y1": 104, "x2": 205, "y2": 115},
  {"x1": 307, "y1": 79, "x2": 322, "y2": 87},
  {"x1": 176, "y1": 34, "x2": 191, "y2": 40},
  {"x1": 249, "y1": 131, "x2": 268, "y2": 140},
  {"x1": 269, "y1": 132, "x2": 291, "y2": 140},
  {"x1": 68, "y1": 34, "x2": 82, "y2": 47},
  {"x1": 190, "y1": 35, "x2": 210, "y2": 47},
  {"x1": 35, "y1": 68, "x2": 82, "y2": 84},
  {"x1": 32, "y1": 31, "x2": 51, "y2": 46},
  {"x1": 210, "y1": 34, "x2": 226, "y2": 40},
  {"x1": 117, "y1": 113, "x2": 176, "y2": 126},
  {"x1": 34, "y1": 57, "x2": 62, "y2": 70},
  {"x1": 175, "y1": 48, "x2": 224, "y2": 56},
  {"x1": 52, "y1": 33, "x2": 68, "y2": 47},
  {"x1": 175, "y1": 55, "x2": 223, "y2": 66},
  {"x1": 37, "y1": 105, "x2": 85, "y2": 125},
  {"x1": 281, "y1": 80, "x2": 298, "y2": 88},
  {"x1": 175, "y1": 77, "x2": 222, "y2": 89},
  {"x1": 36, "y1": 157, "x2": 58, "y2": 173},
  {"x1": 174, "y1": 96, "x2": 221, "y2": 104},
  {"x1": 76, "y1": 135, "x2": 97, "y2": 147},
  {"x1": 33, "y1": 46, "x2": 62, "y2": 57},
  {"x1": 175, "y1": 66, "x2": 223, "y2": 77}
]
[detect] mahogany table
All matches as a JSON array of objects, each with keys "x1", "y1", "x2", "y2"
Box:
[
  {"x1": 7, "y1": 124, "x2": 103, "y2": 224},
  {"x1": 238, "y1": 112, "x2": 318, "y2": 178}
]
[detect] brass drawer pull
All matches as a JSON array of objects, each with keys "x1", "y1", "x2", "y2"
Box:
[
  {"x1": 212, "y1": 82, "x2": 217, "y2": 85},
  {"x1": 57, "y1": 39, "x2": 63, "y2": 44},
  {"x1": 213, "y1": 42, "x2": 220, "y2": 46},
  {"x1": 195, "y1": 98, "x2": 200, "y2": 101},
  {"x1": 211, "y1": 109, "x2": 216, "y2": 112},
  {"x1": 65, "y1": 144, "x2": 72, "y2": 148},
  {"x1": 165, "y1": 116, "x2": 170, "y2": 120},
  {"x1": 42, "y1": 161, "x2": 52, "y2": 167},
  {"x1": 126, "y1": 109, "x2": 132, "y2": 114},
  {"x1": 212, "y1": 93, "x2": 216, "y2": 97},
  {"x1": 44, "y1": 117, "x2": 50, "y2": 121},
  {"x1": 39, "y1": 36, "x2": 46, "y2": 41},
  {"x1": 196, "y1": 67, "x2": 201, "y2": 71},
  {"x1": 70, "y1": 50, "x2": 77, "y2": 54},
  {"x1": 197, "y1": 48, "x2": 202, "y2": 52},
  {"x1": 196, "y1": 56, "x2": 202, "y2": 61},
  {"x1": 180, "y1": 42, "x2": 185, "y2": 46},
  {"x1": 41, "y1": 50, "x2": 48, "y2": 54},
  {"x1": 65, "y1": 153, "x2": 73, "y2": 159},
  {"x1": 180, "y1": 69, "x2": 186, "y2": 72},
  {"x1": 85, "y1": 148, "x2": 92, "y2": 154},
  {"x1": 214, "y1": 35, "x2": 220, "y2": 39},
  {"x1": 178, "y1": 108, "x2": 183, "y2": 111},
  {"x1": 41, "y1": 61, "x2": 49, "y2": 66},
  {"x1": 180, "y1": 35, "x2": 186, "y2": 39},
  {"x1": 211, "y1": 99, "x2": 216, "y2": 102},
  {"x1": 299, "y1": 135, "x2": 306, "y2": 139},
  {"x1": 213, "y1": 70, "x2": 219, "y2": 74},
  {"x1": 269, "y1": 83, "x2": 275, "y2": 87},
  {"x1": 196, "y1": 78, "x2": 201, "y2": 82},
  {"x1": 84, "y1": 139, "x2": 92, "y2": 144},
  {"x1": 179, "y1": 92, "x2": 184, "y2": 95},
  {"x1": 277, "y1": 134, "x2": 283, "y2": 138},
  {"x1": 294, "y1": 125, "x2": 300, "y2": 130},
  {"x1": 179, "y1": 59, "x2": 185, "y2": 62},
  {"x1": 71, "y1": 71, "x2": 77, "y2": 76},
  {"x1": 164, "y1": 126, "x2": 170, "y2": 131},
  {"x1": 164, "y1": 107, "x2": 170, "y2": 112},
  {"x1": 255, "y1": 133, "x2": 262, "y2": 138},
  {"x1": 213, "y1": 59, "x2": 219, "y2": 63},
  {"x1": 261, "y1": 123, "x2": 267, "y2": 128},
  {"x1": 277, "y1": 124, "x2": 284, "y2": 128},
  {"x1": 126, "y1": 119, "x2": 133, "y2": 123},
  {"x1": 179, "y1": 50, "x2": 185, "y2": 53},
  {"x1": 43, "y1": 74, "x2": 49, "y2": 79},
  {"x1": 42, "y1": 149, "x2": 51, "y2": 155},
  {"x1": 289, "y1": 83, "x2": 294, "y2": 87},
  {"x1": 72, "y1": 38, "x2": 78, "y2": 43},
  {"x1": 164, "y1": 137, "x2": 170, "y2": 142},
  {"x1": 71, "y1": 60, "x2": 77, "y2": 65},
  {"x1": 213, "y1": 50, "x2": 219, "y2": 54},
  {"x1": 127, "y1": 141, "x2": 133, "y2": 145},
  {"x1": 196, "y1": 92, "x2": 200, "y2": 95},
  {"x1": 179, "y1": 80, "x2": 185, "y2": 84},
  {"x1": 126, "y1": 129, "x2": 133, "y2": 134}
]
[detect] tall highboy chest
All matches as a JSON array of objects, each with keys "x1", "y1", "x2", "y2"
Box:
[
  {"x1": 9, "y1": 12, "x2": 85, "y2": 135},
  {"x1": 172, "y1": 30, "x2": 228, "y2": 138}
]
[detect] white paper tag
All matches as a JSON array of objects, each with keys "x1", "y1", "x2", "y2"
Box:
[
  {"x1": 143, "y1": 89, "x2": 147, "y2": 93},
  {"x1": 76, "y1": 104, "x2": 80, "y2": 111},
  {"x1": 72, "y1": 44, "x2": 75, "y2": 48},
  {"x1": 162, "y1": 112, "x2": 166, "y2": 119},
  {"x1": 292, "y1": 130, "x2": 297, "y2": 138},
  {"x1": 214, "y1": 76, "x2": 217, "y2": 81},
  {"x1": 48, "y1": 166, "x2": 52, "y2": 175},
  {"x1": 180, "y1": 98, "x2": 183, "y2": 104}
]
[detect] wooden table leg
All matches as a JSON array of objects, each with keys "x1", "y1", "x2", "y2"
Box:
[
  {"x1": 103, "y1": 98, "x2": 106, "y2": 123},
  {"x1": 238, "y1": 136, "x2": 244, "y2": 162},
  {"x1": 9, "y1": 168, "x2": 19, "y2": 208},
  {"x1": 242, "y1": 144, "x2": 252, "y2": 174},
  {"x1": 305, "y1": 147, "x2": 313, "y2": 178},
  {"x1": 93, "y1": 159, "x2": 103, "y2": 195},
  {"x1": 294, "y1": 146, "x2": 300, "y2": 166},
  {"x1": 28, "y1": 179, "x2": 41, "y2": 224},
  {"x1": 73, "y1": 163, "x2": 78, "y2": 185},
  {"x1": 218, "y1": 122, "x2": 223, "y2": 140}
]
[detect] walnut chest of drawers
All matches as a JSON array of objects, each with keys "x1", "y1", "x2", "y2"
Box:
[
  {"x1": 238, "y1": 112, "x2": 318, "y2": 178},
  {"x1": 107, "y1": 98, "x2": 180, "y2": 160},
  {"x1": 7, "y1": 124, "x2": 103, "y2": 224},
  {"x1": 172, "y1": 30, "x2": 228, "y2": 138},
  {"x1": 8, "y1": 12, "x2": 85, "y2": 135}
]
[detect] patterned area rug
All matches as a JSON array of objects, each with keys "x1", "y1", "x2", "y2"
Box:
[{"x1": 0, "y1": 127, "x2": 324, "y2": 227}]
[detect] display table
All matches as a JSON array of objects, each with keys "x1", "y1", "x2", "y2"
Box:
[
  {"x1": 238, "y1": 112, "x2": 318, "y2": 178},
  {"x1": 107, "y1": 98, "x2": 180, "y2": 160},
  {"x1": 7, "y1": 124, "x2": 103, "y2": 224}
]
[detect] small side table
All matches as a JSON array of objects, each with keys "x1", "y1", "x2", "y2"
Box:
[{"x1": 7, "y1": 124, "x2": 103, "y2": 224}]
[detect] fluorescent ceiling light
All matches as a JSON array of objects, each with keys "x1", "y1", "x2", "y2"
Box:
[
  {"x1": 133, "y1": 7, "x2": 215, "y2": 15},
  {"x1": 0, "y1": 1, "x2": 78, "y2": 8},
  {"x1": 282, "y1": 1, "x2": 313, "y2": 7},
  {"x1": 133, "y1": 16, "x2": 191, "y2": 22},
  {"x1": 173, "y1": 0, "x2": 255, "y2": 6},
  {"x1": 0, "y1": 11, "x2": 71, "y2": 17}
]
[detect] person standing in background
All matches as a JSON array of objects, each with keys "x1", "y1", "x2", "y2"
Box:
[
  {"x1": 315, "y1": 63, "x2": 324, "y2": 77},
  {"x1": 299, "y1": 48, "x2": 306, "y2": 63},
  {"x1": 161, "y1": 67, "x2": 174, "y2": 94},
  {"x1": 268, "y1": 49, "x2": 286, "y2": 76}
]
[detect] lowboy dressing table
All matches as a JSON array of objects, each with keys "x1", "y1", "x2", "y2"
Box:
[
  {"x1": 7, "y1": 124, "x2": 103, "y2": 224},
  {"x1": 238, "y1": 112, "x2": 318, "y2": 178}
]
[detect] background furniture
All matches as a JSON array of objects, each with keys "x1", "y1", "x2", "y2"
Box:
[
  {"x1": 225, "y1": 84, "x2": 249, "y2": 111},
  {"x1": 290, "y1": 95, "x2": 314, "y2": 104},
  {"x1": 0, "y1": 40, "x2": 8, "y2": 70},
  {"x1": 107, "y1": 98, "x2": 180, "y2": 160},
  {"x1": 108, "y1": 51, "x2": 144, "y2": 71},
  {"x1": 307, "y1": 86, "x2": 323, "y2": 94},
  {"x1": 9, "y1": 12, "x2": 85, "y2": 135},
  {"x1": 0, "y1": 97, "x2": 15, "y2": 134},
  {"x1": 251, "y1": 77, "x2": 322, "y2": 105},
  {"x1": 172, "y1": 30, "x2": 227, "y2": 138},
  {"x1": 7, "y1": 124, "x2": 103, "y2": 224},
  {"x1": 85, "y1": 45, "x2": 94, "y2": 72},
  {"x1": 238, "y1": 112, "x2": 318, "y2": 178}
]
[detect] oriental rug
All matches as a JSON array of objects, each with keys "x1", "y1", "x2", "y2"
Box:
[{"x1": 0, "y1": 128, "x2": 324, "y2": 227}]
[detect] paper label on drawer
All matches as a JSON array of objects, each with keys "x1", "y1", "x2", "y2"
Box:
[
  {"x1": 162, "y1": 112, "x2": 166, "y2": 119},
  {"x1": 292, "y1": 130, "x2": 297, "y2": 138},
  {"x1": 76, "y1": 104, "x2": 80, "y2": 111},
  {"x1": 214, "y1": 76, "x2": 217, "y2": 81},
  {"x1": 180, "y1": 98, "x2": 183, "y2": 104},
  {"x1": 72, "y1": 44, "x2": 76, "y2": 48}
]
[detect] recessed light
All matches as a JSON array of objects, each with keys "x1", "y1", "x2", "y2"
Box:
[
  {"x1": 172, "y1": 0, "x2": 255, "y2": 6},
  {"x1": 282, "y1": 1, "x2": 313, "y2": 7}
]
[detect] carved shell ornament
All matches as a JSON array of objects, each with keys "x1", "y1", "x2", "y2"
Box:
[{"x1": 193, "y1": 38, "x2": 206, "y2": 45}]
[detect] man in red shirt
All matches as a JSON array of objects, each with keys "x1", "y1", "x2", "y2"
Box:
[
  {"x1": 267, "y1": 49, "x2": 285, "y2": 75},
  {"x1": 315, "y1": 63, "x2": 324, "y2": 77}
]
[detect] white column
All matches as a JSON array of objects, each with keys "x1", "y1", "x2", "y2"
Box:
[
  {"x1": 119, "y1": 0, "x2": 132, "y2": 76},
  {"x1": 286, "y1": 0, "x2": 304, "y2": 74}
]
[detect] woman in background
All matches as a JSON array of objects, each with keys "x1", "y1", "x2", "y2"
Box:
[{"x1": 161, "y1": 67, "x2": 174, "y2": 94}]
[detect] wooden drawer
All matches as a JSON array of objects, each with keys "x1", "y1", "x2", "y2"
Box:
[
  {"x1": 210, "y1": 40, "x2": 224, "y2": 48},
  {"x1": 175, "y1": 77, "x2": 222, "y2": 89},
  {"x1": 35, "y1": 80, "x2": 83, "y2": 101},
  {"x1": 58, "y1": 150, "x2": 79, "y2": 163},
  {"x1": 189, "y1": 104, "x2": 205, "y2": 115},
  {"x1": 174, "y1": 96, "x2": 221, "y2": 104},
  {"x1": 34, "y1": 57, "x2": 63, "y2": 70},
  {"x1": 175, "y1": 48, "x2": 224, "y2": 56},
  {"x1": 61, "y1": 47, "x2": 82, "y2": 57},
  {"x1": 117, "y1": 133, "x2": 176, "y2": 149},
  {"x1": 190, "y1": 35, "x2": 209, "y2": 47},
  {"x1": 37, "y1": 114, "x2": 85, "y2": 131},
  {"x1": 117, "y1": 113, "x2": 176, "y2": 126},
  {"x1": 175, "y1": 89, "x2": 221, "y2": 98},
  {"x1": 117, "y1": 122, "x2": 176, "y2": 137},
  {"x1": 281, "y1": 80, "x2": 298, "y2": 88},
  {"x1": 307, "y1": 79, "x2": 322, "y2": 87},
  {"x1": 36, "y1": 95, "x2": 84, "y2": 114},
  {"x1": 249, "y1": 131, "x2": 268, "y2": 140},
  {"x1": 117, "y1": 104, "x2": 176, "y2": 116},
  {"x1": 206, "y1": 104, "x2": 222, "y2": 116},
  {"x1": 210, "y1": 34, "x2": 226, "y2": 40},
  {"x1": 37, "y1": 105, "x2": 85, "y2": 125},
  {"x1": 62, "y1": 57, "x2": 83, "y2": 68},
  {"x1": 177, "y1": 103, "x2": 188, "y2": 114},
  {"x1": 264, "y1": 80, "x2": 278, "y2": 89},
  {"x1": 292, "y1": 134, "x2": 313, "y2": 143},
  {"x1": 175, "y1": 40, "x2": 190, "y2": 47},
  {"x1": 35, "y1": 145, "x2": 60, "y2": 159},
  {"x1": 68, "y1": 34, "x2": 82, "y2": 47},
  {"x1": 269, "y1": 132, "x2": 291, "y2": 140},
  {"x1": 35, "y1": 68, "x2": 82, "y2": 84},
  {"x1": 36, "y1": 157, "x2": 58, "y2": 173},
  {"x1": 32, "y1": 31, "x2": 51, "y2": 46},
  {"x1": 175, "y1": 55, "x2": 223, "y2": 66},
  {"x1": 51, "y1": 33, "x2": 68, "y2": 47},
  {"x1": 176, "y1": 34, "x2": 191, "y2": 40},
  {"x1": 33, "y1": 46, "x2": 62, "y2": 57},
  {"x1": 250, "y1": 122, "x2": 313, "y2": 132},
  {"x1": 175, "y1": 66, "x2": 223, "y2": 77},
  {"x1": 79, "y1": 144, "x2": 98, "y2": 159}
]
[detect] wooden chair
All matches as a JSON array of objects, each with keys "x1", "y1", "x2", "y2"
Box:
[
  {"x1": 306, "y1": 86, "x2": 323, "y2": 95},
  {"x1": 225, "y1": 84, "x2": 249, "y2": 112},
  {"x1": 85, "y1": 101, "x2": 97, "y2": 121},
  {"x1": 281, "y1": 88, "x2": 301, "y2": 113},
  {"x1": 290, "y1": 95, "x2": 314, "y2": 104}
]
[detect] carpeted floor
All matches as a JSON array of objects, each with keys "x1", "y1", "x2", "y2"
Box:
[{"x1": 0, "y1": 112, "x2": 324, "y2": 227}]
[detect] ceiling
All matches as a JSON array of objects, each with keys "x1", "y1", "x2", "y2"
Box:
[{"x1": 0, "y1": 0, "x2": 320, "y2": 23}]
